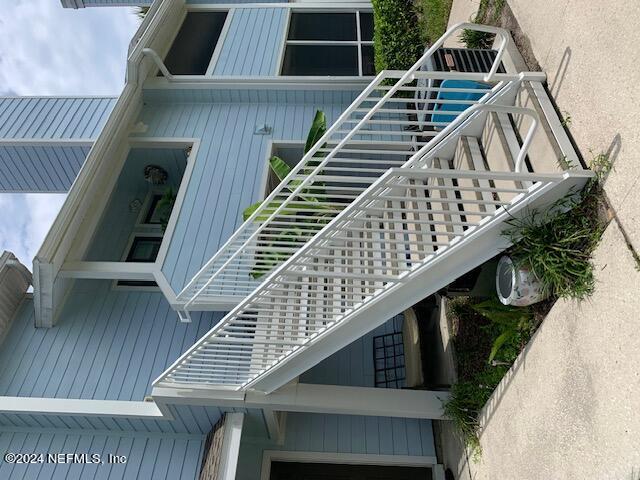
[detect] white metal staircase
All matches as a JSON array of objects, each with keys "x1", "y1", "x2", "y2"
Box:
[{"x1": 155, "y1": 24, "x2": 594, "y2": 393}]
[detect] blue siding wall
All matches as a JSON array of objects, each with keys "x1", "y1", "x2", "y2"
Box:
[
  {"x1": 301, "y1": 314, "x2": 404, "y2": 388},
  {"x1": 236, "y1": 412, "x2": 436, "y2": 480},
  {"x1": 135, "y1": 89, "x2": 363, "y2": 293},
  {"x1": 213, "y1": 8, "x2": 287, "y2": 76},
  {"x1": 0, "y1": 96, "x2": 115, "y2": 192},
  {"x1": 0, "y1": 97, "x2": 114, "y2": 140},
  {"x1": 0, "y1": 145, "x2": 88, "y2": 192},
  {"x1": 0, "y1": 286, "x2": 222, "y2": 402},
  {"x1": 0, "y1": 429, "x2": 203, "y2": 480}
]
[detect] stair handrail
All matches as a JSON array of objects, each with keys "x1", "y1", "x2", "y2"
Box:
[
  {"x1": 153, "y1": 102, "x2": 546, "y2": 389},
  {"x1": 176, "y1": 24, "x2": 524, "y2": 311}
]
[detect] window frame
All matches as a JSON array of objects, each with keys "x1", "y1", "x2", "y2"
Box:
[
  {"x1": 279, "y1": 9, "x2": 374, "y2": 77},
  {"x1": 160, "y1": 8, "x2": 234, "y2": 77}
]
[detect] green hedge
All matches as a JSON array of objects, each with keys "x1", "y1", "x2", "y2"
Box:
[{"x1": 372, "y1": 0, "x2": 425, "y2": 72}]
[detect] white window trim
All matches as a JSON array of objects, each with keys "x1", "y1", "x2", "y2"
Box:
[
  {"x1": 260, "y1": 451, "x2": 443, "y2": 480},
  {"x1": 59, "y1": 138, "x2": 200, "y2": 314},
  {"x1": 112, "y1": 230, "x2": 164, "y2": 292},
  {"x1": 204, "y1": 8, "x2": 235, "y2": 75},
  {"x1": 277, "y1": 9, "x2": 374, "y2": 78}
]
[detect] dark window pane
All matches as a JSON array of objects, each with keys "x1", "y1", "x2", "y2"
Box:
[
  {"x1": 360, "y1": 12, "x2": 374, "y2": 41},
  {"x1": 288, "y1": 12, "x2": 356, "y2": 41},
  {"x1": 143, "y1": 194, "x2": 163, "y2": 224},
  {"x1": 163, "y1": 12, "x2": 227, "y2": 75},
  {"x1": 282, "y1": 45, "x2": 358, "y2": 76},
  {"x1": 117, "y1": 280, "x2": 158, "y2": 287},
  {"x1": 126, "y1": 237, "x2": 162, "y2": 263},
  {"x1": 362, "y1": 45, "x2": 375, "y2": 76}
]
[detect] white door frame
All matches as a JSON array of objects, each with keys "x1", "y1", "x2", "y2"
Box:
[{"x1": 260, "y1": 450, "x2": 444, "y2": 480}]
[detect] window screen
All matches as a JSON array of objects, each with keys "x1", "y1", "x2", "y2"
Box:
[{"x1": 163, "y1": 12, "x2": 228, "y2": 75}]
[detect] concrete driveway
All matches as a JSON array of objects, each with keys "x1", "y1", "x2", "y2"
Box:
[{"x1": 441, "y1": 1, "x2": 640, "y2": 478}]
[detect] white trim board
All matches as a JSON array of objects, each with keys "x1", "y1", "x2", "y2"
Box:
[
  {"x1": 152, "y1": 383, "x2": 449, "y2": 420},
  {"x1": 260, "y1": 451, "x2": 441, "y2": 480},
  {"x1": 0, "y1": 396, "x2": 169, "y2": 420},
  {"x1": 188, "y1": 3, "x2": 373, "y2": 10},
  {"x1": 143, "y1": 76, "x2": 371, "y2": 90}
]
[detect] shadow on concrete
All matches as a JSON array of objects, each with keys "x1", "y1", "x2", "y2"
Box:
[
  {"x1": 549, "y1": 46, "x2": 571, "y2": 98},
  {"x1": 599, "y1": 133, "x2": 622, "y2": 186}
]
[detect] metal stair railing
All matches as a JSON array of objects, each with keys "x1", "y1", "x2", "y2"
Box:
[
  {"x1": 175, "y1": 23, "x2": 528, "y2": 317},
  {"x1": 153, "y1": 103, "x2": 592, "y2": 390}
]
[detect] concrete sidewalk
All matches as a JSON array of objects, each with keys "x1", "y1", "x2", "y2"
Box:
[{"x1": 440, "y1": 1, "x2": 640, "y2": 478}]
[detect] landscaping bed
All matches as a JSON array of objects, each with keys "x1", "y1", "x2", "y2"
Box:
[{"x1": 443, "y1": 159, "x2": 611, "y2": 455}]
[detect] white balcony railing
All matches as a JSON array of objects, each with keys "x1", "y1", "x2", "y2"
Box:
[{"x1": 174, "y1": 23, "x2": 535, "y2": 315}]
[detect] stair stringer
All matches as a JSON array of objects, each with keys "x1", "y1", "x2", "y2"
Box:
[{"x1": 247, "y1": 171, "x2": 593, "y2": 393}]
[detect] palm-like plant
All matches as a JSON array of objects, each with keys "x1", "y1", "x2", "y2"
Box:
[{"x1": 242, "y1": 110, "x2": 331, "y2": 278}]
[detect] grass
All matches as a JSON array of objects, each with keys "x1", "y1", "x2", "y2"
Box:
[
  {"x1": 415, "y1": 0, "x2": 454, "y2": 46},
  {"x1": 503, "y1": 154, "x2": 611, "y2": 300},
  {"x1": 444, "y1": 297, "x2": 535, "y2": 454},
  {"x1": 459, "y1": 0, "x2": 505, "y2": 49}
]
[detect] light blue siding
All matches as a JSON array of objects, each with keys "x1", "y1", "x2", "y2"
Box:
[
  {"x1": 236, "y1": 412, "x2": 436, "y2": 480},
  {"x1": 0, "y1": 145, "x2": 88, "y2": 193},
  {"x1": 135, "y1": 89, "x2": 363, "y2": 293},
  {"x1": 0, "y1": 430, "x2": 203, "y2": 480},
  {"x1": 0, "y1": 97, "x2": 114, "y2": 140},
  {"x1": 301, "y1": 314, "x2": 405, "y2": 388},
  {"x1": 0, "y1": 96, "x2": 115, "y2": 192},
  {"x1": 0, "y1": 287, "x2": 222, "y2": 402},
  {"x1": 213, "y1": 8, "x2": 287, "y2": 76}
]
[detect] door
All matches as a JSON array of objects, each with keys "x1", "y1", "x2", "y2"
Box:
[{"x1": 269, "y1": 461, "x2": 433, "y2": 480}]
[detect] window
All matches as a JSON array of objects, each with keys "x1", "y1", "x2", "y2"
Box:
[
  {"x1": 265, "y1": 143, "x2": 305, "y2": 195},
  {"x1": 125, "y1": 236, "x2": 162, "y2": 263},
  {"x1": 118, "y1": 235, "x2": 162, "y2": 288},
  {"x1": 281, "y1": 11, "x2": 374, "y2": 76},
  {"x1": 142, "y1": 193, "x2": 164, "y2": 225},
  {"x1": 163, "y1": 11, "x2": 228, "y2": 75}
]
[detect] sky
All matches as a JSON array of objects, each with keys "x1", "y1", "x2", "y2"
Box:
[{"x1": 0, "y1": 0, "x2": 140, "y2": 265}]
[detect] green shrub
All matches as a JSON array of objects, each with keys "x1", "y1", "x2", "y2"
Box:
[
  {"x1": 504, "y1": 185, "x2": 605, "y2": 300},
  {"x1": 459, "y1": 29, "x2": 494, "y2": 49},
  {"x1": 372, "y1": 0, "x2": 425, "y2": 72},
  {"x1": 444, "y1": 297, "x2": 533, "y2": 453},
  {"x1": 415, "y1": 0, "x2": 454, "y2": 46}
]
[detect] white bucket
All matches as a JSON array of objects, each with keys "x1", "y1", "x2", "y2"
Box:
[{"x1": 496, "y1": 255, "x2": 547, "y2": 306}]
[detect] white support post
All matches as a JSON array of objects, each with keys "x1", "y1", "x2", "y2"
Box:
[{"x1": 218, "y1": 412, "x2": 245, "y2": 480}]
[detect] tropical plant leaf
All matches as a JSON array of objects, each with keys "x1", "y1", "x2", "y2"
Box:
[
  {"x1": 488, "y1": 330, "x2": 515, "y2": 364},
  {"x1": 269, "y1": 156, "x2": 292, "y2": 184},
  {"x1": 304, "y1": 110, "x2": 327, "y2": 154}
]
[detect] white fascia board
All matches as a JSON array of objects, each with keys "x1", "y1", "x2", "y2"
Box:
[
  {"x1": 152, "y1": 383, "x2": 449, "y2": 420},
  {"x1": 59, "y1": 261, "x2": 156, "y2": 280},
  {"x1": 0, "y1": 396, "x2": 168, "y2": 419}
]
